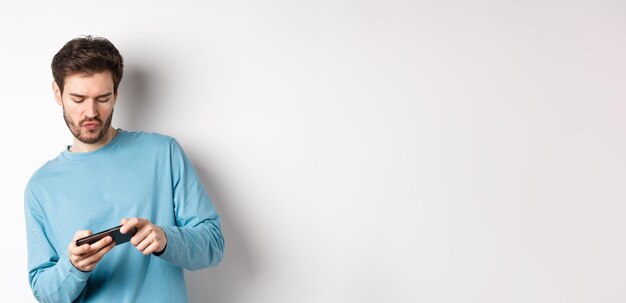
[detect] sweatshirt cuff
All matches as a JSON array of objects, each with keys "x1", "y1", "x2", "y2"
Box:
[
  {"x1": 61, "y1": 253, "x2": 92, "y2": 280},
  {"x1": 155, "y1": 225, "x2": 179, "y2": 262}
]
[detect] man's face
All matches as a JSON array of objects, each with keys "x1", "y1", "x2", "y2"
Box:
[{"x1": 53, "y1": 71, "x2": 117, "y2": 144}]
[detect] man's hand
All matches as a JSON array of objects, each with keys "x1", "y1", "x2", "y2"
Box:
[
  {"x1": 69, "y1": 230, "x2": 115, "y2": 272},
  {"x1": 120, "y1": 218, "x2": 167, "y2": 255}
]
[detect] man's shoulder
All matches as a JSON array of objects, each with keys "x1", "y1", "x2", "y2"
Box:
[
  {"x1": 120, "y1": 129, "x2": 175, "y2": 147},
  {"x1": 26, "y1": 155, "x2": 65, "y2": 194}
]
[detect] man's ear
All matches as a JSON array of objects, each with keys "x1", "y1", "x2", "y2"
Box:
[{"x1": 52, "y1": 80, "x2": 62, "y2": 106}]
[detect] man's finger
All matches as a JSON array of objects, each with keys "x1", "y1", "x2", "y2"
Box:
[
  {"x1": 75, "y1": 242, "x2": 115, "y2": 271},
  {"x1": 88, "y1": 236, "x2": 114, "y2": 251},
  {"x1": 120, "y1": 218, "x2": 142, "y2": 234},
  {"x1": 130, "y1": 226, "x2": 151, "y2": 246},
  {"x1": 80, "y1": 241, "x2": 115, "y2": 266},
  {"x1": 142, "y1": 241, "x2": 161, "y2": 255},
  {"x1": 135, "y1": 232, "x2": 155, "y2": 251},
  {"x1": 69, "y1": 230, "x2": 92, "y2": 256},
  {"x1": 70, "y1": 243, "x2": 91, "y2": 256},
  {"x1": 73, "y1": 230, "x2": 92, "y2": 238},
  {"x1": 72, "y1": 230, "x2": 92, "y2": 243},
  {"x1": 71, "y1": 235, "x2": 111, "y2": 257}
]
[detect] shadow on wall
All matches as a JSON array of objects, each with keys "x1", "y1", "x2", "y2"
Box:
[
  {"x1": 186, "y1": 165, "x2": 258, "y2": 303},
  {"x1": 121, "y1": 65, "x2": 257, "y2": 302},
  {"x1": 117, "y1": 65, "x2": 156, "y2": 131}
]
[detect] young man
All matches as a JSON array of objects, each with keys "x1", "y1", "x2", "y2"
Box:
[{"x1": 24, "y1": 36, "x2": 224, "y2": 302}]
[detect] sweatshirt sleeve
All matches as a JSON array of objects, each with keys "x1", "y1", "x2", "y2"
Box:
[
  {"x1": 156, "y1": 138, "x2": 225, "y2": 270},
  {"x1": 24, "y1": 185, "x2": 91, "y2": 302}
]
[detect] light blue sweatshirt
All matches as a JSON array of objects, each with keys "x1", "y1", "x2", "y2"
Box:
[{"x1": 24, "y1": 130, "x2": 224, "y2": 302}]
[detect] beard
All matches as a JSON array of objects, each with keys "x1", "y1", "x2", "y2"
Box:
[{"x1": 62, "y1": 108, "x2": 114, "y2": 144}]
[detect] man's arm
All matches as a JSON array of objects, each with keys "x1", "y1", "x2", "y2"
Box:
[
  {"x1": 163, "y1": 138, "x2": 224, "y2": 270},
  {"x1": 165, "y1": 138, "x2": 224, "y2": 270},
  {"x1": 24, "y1": 187, "x2": 115, "y2": 302},
  {"x1": 24, "y1": 188, "x2": 89, "y2": 302},
  {"x1": 121, "y1": 138, "x2": 224, "y2": 270}
]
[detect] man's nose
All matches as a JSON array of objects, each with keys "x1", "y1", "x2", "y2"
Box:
[{"x1": 85, "y1": 99, "x2": 98, "y2": 119}]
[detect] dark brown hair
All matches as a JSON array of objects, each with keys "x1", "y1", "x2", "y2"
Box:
[{"x1": 51, "y1": 35, "x2": 124, "y2": 94}]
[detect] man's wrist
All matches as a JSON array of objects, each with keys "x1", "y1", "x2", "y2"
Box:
[
  {"x1": 153, "y1": 226, "x2": 168, "y2": 256},
  {"x1": 69, "y1": 254, "x2": 91, "y2": 272},
  {"x1": 153, "y1": 243, "x2": 167, "y2": 256},
  {"x1": 65, "y1": 254, "x2": 92, "y2": 277}
]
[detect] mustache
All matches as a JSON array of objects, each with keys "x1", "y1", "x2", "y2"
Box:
[{"x1": 79, "y1": 117, "x2": 102, "y2": 126}]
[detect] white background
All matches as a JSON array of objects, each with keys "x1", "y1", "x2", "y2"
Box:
[{"x1": 1, "y1": 1, "x2": 625, "y2": 302}]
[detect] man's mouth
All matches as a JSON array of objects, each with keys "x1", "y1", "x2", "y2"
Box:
[{"x1": 82, "y1": 122, "x2": 99, "y2": 130}]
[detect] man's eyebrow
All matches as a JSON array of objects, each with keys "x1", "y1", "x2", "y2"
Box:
[
  {"x1": 68, "y1": 92, "x2": 112, "y2": 98},
  {"x1": 96, "y1": 92, "x2": 113, "y2": 98}
]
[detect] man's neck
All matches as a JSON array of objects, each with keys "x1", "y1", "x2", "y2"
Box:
[{"x1": 69, "y1": 127, "x2": 118, "y2": 153}]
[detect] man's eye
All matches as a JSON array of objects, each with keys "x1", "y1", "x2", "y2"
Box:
[
  {"x1": 97, "y1": 98, "x2": 110, "y2": 103},
  {"x1": 72, "y1": 99, "x2": 85, "y2": 103}
]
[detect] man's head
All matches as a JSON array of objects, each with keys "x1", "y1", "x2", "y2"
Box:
[
  {"x1": 52, "y1": 36, "x2": 124, "y2": 95},
  {"x1": 51, "y1": 36, "x2": 123, "y2": 145}
]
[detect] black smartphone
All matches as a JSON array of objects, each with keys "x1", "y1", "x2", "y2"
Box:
[{"x1": 76, "y1": 225, "x2": 138, "y2": 247}]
